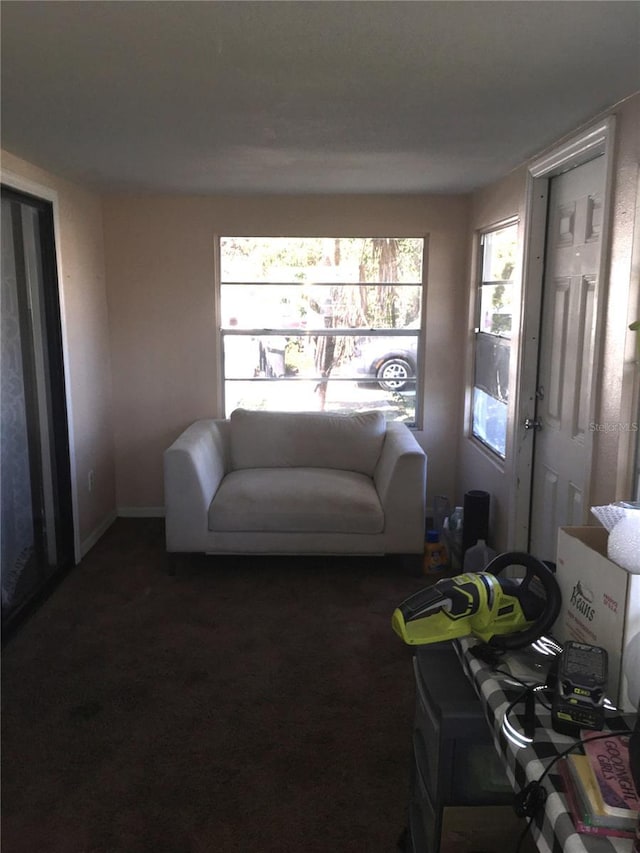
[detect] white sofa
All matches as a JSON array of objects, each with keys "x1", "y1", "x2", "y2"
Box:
[{"x1": 163, "y1": 408, "x2": 427, "y2": 561}]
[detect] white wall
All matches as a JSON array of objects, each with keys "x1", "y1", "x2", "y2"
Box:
[
  {"x1": 101, "y1": 194, "x2": 470, "y2": 513},
  {"x1": 457, "y1": 169, "x2": 528, "y2": 550}
]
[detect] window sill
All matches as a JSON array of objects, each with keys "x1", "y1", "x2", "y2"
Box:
[{"x1": 467, "y1": 434, "x2": 507, "y2": 473}]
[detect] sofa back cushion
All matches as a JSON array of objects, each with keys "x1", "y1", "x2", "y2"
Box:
[{"x1": 229, "y1": 408, "x2": 386, "y2": 476}]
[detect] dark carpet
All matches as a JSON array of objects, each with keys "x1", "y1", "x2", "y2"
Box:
[{"x1": 1, "y1": 519, "x2": 427, "y2": 853}]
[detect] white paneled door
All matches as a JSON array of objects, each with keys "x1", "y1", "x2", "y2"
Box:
[{"x1": 529, "y1": 155, "x2": 605, "y2": 563}]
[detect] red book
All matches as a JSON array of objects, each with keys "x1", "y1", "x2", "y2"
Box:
[
  {"x1": 581, "y1": 731, "x2": 640, "y2": 819},
  {"x1": 558, "y1": 758, "x2": 635, "y2": 839}
]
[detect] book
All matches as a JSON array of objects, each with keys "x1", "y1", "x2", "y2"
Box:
[
  {"x1": 566, "y1": 753, "x2": 636, "y2": 831},
  {"x1": 558, "y1": 758, "x2": 635, "y2": 839},
  {"x1": 581, "y1": 731, "x2": 640, "y2": 820}
]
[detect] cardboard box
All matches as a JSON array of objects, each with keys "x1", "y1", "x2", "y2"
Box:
[
  {"x1": 440, "y1": 806, "x2": 537, "y2": 853},
  {"x1": 554, "y1": 526, "x2": 640, "y2": 712}
]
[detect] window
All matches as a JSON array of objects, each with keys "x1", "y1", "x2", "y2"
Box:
[
  {"x1": 218, "y1": 237, "x2": 425, "y2": 425},
  {"x1": 472, "y1": 222, "x2": 518, "y2": 458}
]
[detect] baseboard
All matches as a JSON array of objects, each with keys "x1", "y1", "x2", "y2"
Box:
[
  {"x1": 117, "y1": 506, "x2": 165, "y2": 518},
  {"x1": 80, "y1": 510, "x2": 117, "y2": 558}
]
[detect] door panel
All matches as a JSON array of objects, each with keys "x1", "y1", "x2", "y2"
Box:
[
  {"x1": 1, "y1": 200, "x2": 38, "y2": 611},
  {"x1": 1, "y1": 188, "x2": 73, "y2": 634},
  {"x1": 529, "y1": 156, "x2": 604, "y2": 563}
]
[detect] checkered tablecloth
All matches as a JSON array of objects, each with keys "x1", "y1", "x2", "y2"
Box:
[{"x1": 455, "y1": 638, "x2": 635, "y2": 853}]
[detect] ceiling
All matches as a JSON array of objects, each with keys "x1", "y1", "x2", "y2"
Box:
[{"x1": 2, "y1": 1, "x2": 639, "y2": 195}]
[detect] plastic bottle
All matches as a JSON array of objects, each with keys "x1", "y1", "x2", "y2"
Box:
[
  {"x1": 463, "y1": 539, "x2": 497, "y2": 573},
  {"x1": 433, "y1": 495, "x2": 451, "y2": 541},
  {"x1": 449, "y1": 506, "x2": 464, "y2": 533},
  {"x1": 447, "y1": 506, "x2": 464, "y2": 571},
  {"x1": 423, "y1": 530, "x2": 448, "y2": 575}
]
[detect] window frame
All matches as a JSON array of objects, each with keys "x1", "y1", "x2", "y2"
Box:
[
  {"x1": 214, "y1": 236, "x2": 428, "y2": 428},
  {"x1": 470, "y1": 219, "x2": 519, "y2": 459}
]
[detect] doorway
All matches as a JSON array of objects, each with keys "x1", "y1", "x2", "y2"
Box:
[
  {"x1": 1, "y1": 186, "x2": 74, "y2": 637},
  {"x1": 529, "y1": 156, "x2": 606, "y2": 560},
  {"x1": 514, "y1": 119, "x2": 614, "y2": 563}
]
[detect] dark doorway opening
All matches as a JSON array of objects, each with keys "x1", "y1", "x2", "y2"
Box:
[{"x1": 1, "y1": 186, "x2": 75, "y2": 640}]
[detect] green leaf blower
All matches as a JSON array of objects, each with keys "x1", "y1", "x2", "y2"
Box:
[{"x1": 392, "y1": 552, "x2": 561, "y2": 651}]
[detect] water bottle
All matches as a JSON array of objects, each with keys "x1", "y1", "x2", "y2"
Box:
[
  {"x1": 463, "y1": 538, "x2": 496, "y2": 573},
  {"x1": 448, "y1": 506, "x2": 464, "y2": 571},
  {"x1": 433, "y1": 495, "x2": 451, "y2": 541}
]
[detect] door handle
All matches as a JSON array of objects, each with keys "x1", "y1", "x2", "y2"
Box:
[{"x1": 523, "y1": 417, "x2": 542, "y2": 431}]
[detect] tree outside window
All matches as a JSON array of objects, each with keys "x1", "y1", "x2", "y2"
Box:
[{"x1": 219, "y1": 237, "x2": 424, "y2": 425}]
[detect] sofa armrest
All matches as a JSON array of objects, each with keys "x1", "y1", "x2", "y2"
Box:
[
  {"x1": 163, "y1": 419, "x2": 230, "y2": 552},
  {"x1": 374, "y1": 422, "x2": 427, "y2": 553}
]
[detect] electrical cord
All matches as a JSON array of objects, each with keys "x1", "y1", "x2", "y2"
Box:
[
  {"x1": 493, "y1": 663, "x2": 624, "y2": 744},
  {"x1": 512, "y1": 729, "x2": 633, "y2": 853},
  {"x1": 493, "y1": 668, "x2": 553, "y2": 709},
  {"x1": 489, "y1": 662, "x2": 632, "y2": 851},
  {"x1": 493, "y1": 668, "x2": 542, "y2": 689},
  {"x1": 491, "y1": 670, "x2": 552, "y2": 749},
  {"x1": 471, "y1": 643, "x2": 632, "y2": 852},
  {"x1": 514, "y1": 816, "x2": 536, "y2": 853},
  {"x1": 470, "y1": 643, "x2": 507, "y2": 665},
  {"x1": 502, "y1": 686, "x2": 537, "y2": 748}
]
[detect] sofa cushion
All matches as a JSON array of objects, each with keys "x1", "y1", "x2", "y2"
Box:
[
  {"x1": 229, "y1": 408, "x2": 386, "y2": 476},
  {"x1": 208, "y1": 468, "x2": 384, "y2": 534}
]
